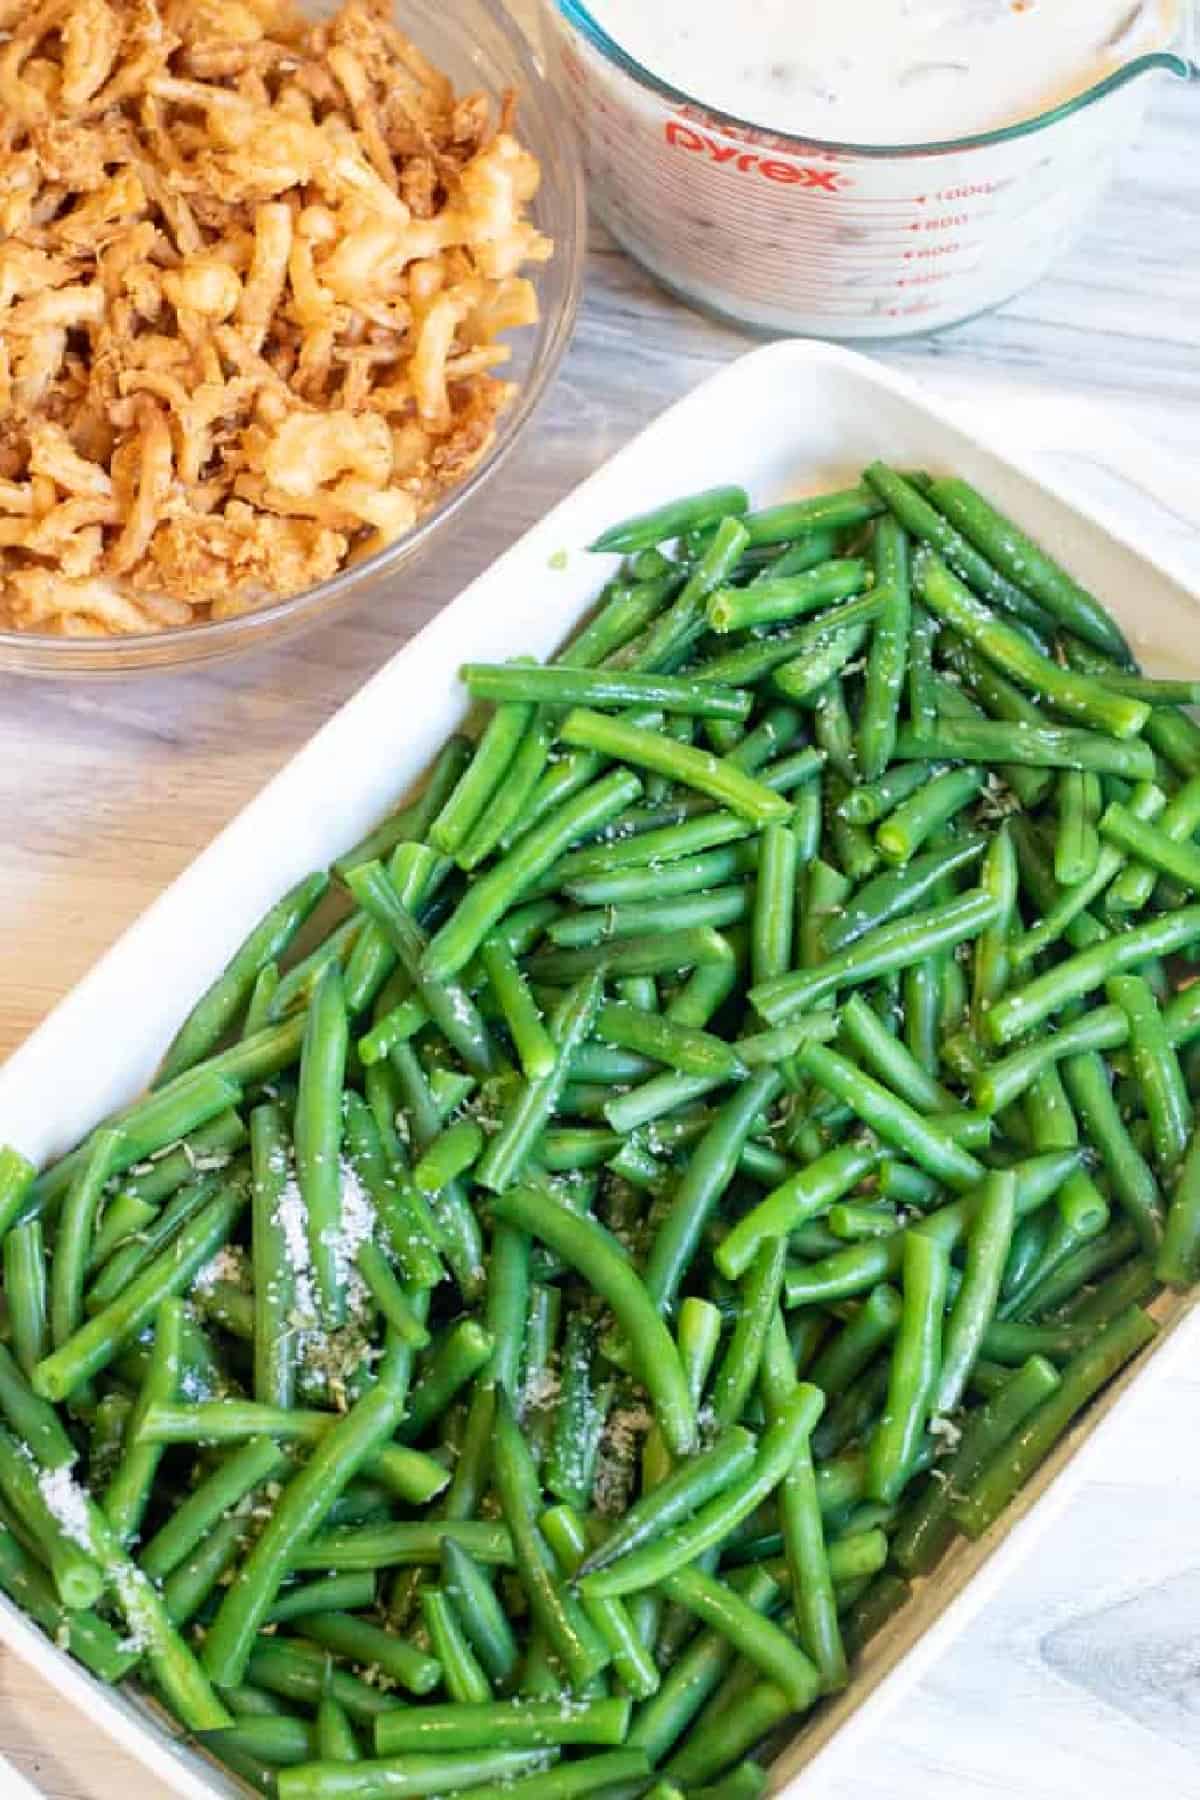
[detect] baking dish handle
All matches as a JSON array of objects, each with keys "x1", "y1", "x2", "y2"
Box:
[{"x1": 969, "y1": 391, "x2": 1200, "y2": 537}]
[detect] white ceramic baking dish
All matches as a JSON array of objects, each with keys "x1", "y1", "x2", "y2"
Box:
[{"x1": 1, "y1": 339, "x2": 1199, "y2": 1799}]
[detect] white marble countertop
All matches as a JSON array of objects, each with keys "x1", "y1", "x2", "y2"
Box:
[{"x1": 1, "y1": 60, "x2": 1198, "y2": 1800}]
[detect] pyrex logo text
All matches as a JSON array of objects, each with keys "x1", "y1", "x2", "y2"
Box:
[{"x1": 664, "y1": 121, "x2": 848, "y2": 190}]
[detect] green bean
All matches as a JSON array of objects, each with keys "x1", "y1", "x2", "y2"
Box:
[
  {"x1": 491, "y1": 1185, "x2": 695, "y2": 1456},
  {"x1": 876, "y1": 766, "x2": 984, "y2": 864},
  {"x1": 954, "y1": 1306, "x2": 1157, "y2": 1537},
  {"x1": 244, "y1": 964, "x2": 282, "y2": 1036},
  {"x1": 760, "y1": 1320, "x2": 847, "y2": 1693},
  {"x1": 555, "y1": 815, "x2": 755, "y2": 890},
  {"x1": 28, "y1": 1068, "x2": 243, "y2": 1224},
  {"x1": 826, "y1": 1203, "x2": 898, "y2": 1241},
  {"x1": 245, "y1": 1638, "x2": 403, "y2": 1725},
  {"x1": 267, "y1": 916, "x2": 364, "y2": 1023},
  {"x1": 867, "y1": 1232, "x2": 949, "y2": 1504},
  {"x1": 582, "y1": 1385, "x2": 823, "y2": 1599},
  {"x1": 248, "y1": 1101, "x2": 297, "y2": 1408},
  {"x1": 202, "y1": 1716, "x2": 317, "y2": 1769},
  {"x1": 491, "y1": 1388, "x2": 610, "y2": 1688},
  {"x1": 751, "y1": 888, "x2": 998, "y2": 1025},
  {"x1": 549, "y1": 886, "x2": 752, "y2": 949},
  {"x1": 564, "y1": 569, "x2": 679, "y2": 665},
  {"x1": 839, "y1": 994, "x2": 957, "y2": 1115},
  {"x1": 158, "y1": 873, "x2": 328, "y2": 1083},
  {"x1": 411, "y1": 1120, "x2": 483, "y2": 1198},
  {"x1": 826, "y1": 776, "x2": 881, "y2": 884},
  {"x1": 425, "y1": 768, "x2": 645, "y2": 983},
  {"x1": 478, "y1": 934, "x2": 556, "y2": 1081},
  {"x1": 1108, "y1": 974, "x2": 1192, "y2": 1179},
  {"x1": 462, "y1": 664, "x2": 751, "y2": 720},
  {"x1": 562, "y1": 732, "x2": 788, "y2": 849},
  {"x1": 911, "y1": 549, "x2": 1145, "y2": 738},
  {"x1": 793, "y1": 1043, "x2": 984, "y2": 1193},
  {"x1": 0, "y1": 1345, "x2": 75, "y2": 1476},
  {"x1": 103, "y1": 1297, "x2": 183, "y2": 1544},
  {"x1": 343, "y1": 862, "x2": 498, "y2": 1078},
  {"x1": 823, "y1": 836, "x2": 986, "y2": 958},
  {"x1": 293, "y1": 961, "x2": 349, "y2": 1325},
  {"x1": 592, "y1": 487, "x2": 749, "y2": 554},
  {"x1": 541, "y1": 1503, "x2": 659, "y2": 1700},
  {"x1": 104, "y1": 1110, "x2": 247, "y2": 1216},
  {"x1": 315, "y1": 1696, "x2": 362, "y2": 1764},
  {"x1": 542, "y1": 1312, "x2": 599, "y2": 1509},
  {"x1": 86, "y1": 1193, "x2": 156, "y2": 1276},
  {"x1": 932, "y1": 1172, "x2": 1016, "y2": 1416},
  {"x1": 0, "y1": 1513, "x2": 137, "y2": 1683},
  {"x1": 746, "y1": 821, "x2": 794, "y2": 989},
  {"x1": 865, "y1": 464, "x2": 1056, "y2": 637},
  {"x1": 621, "y1": 519, "x2": 752, "y2": 671},
  {"x1": 709, "y1": 1239, "x2": 787, "y2": 1428},
  {"x1": 1052, "y1": 770, "x2": 1100, "y2": 887},
  {"x1": 665, "y1": 1677, "x2": 795, "y2": 1789},
  {"x1": 398, "y1": 1321, "x2": 495, "y2": 1444},
  {"x1": 294, "y1": 1520, "x2": 512, "y2": 1573},
  {"x1": 344, "y1": 1091, "x2": 444, "y2": 1292},
  {"x1": 163, "y1": 1514, "x2": 248, "y2": 1628},
  {"x1": 716, "y1": 1140, "x2": 881, "y2": 1282},
  {"x1": 430, "y1": 684, "x2": 534, "y2": 860},
  {"x1": 896, "y1": 713, "x2": 1153, "y2": 779},
  {"x1": 0, "y1": 1147, "x2": 37, "y2": 1244},
  {"x1": 894, "y1": 1353, "x2": 1062, "y2": 1576},
  {"x1": 1099, "y1": 799, "x2": 1200, "y2": 896},
  {"x1": 935, "y1": 638, "x2": 1053, "y2": 808},
  {"x1": 592, "y1": 1005, "x2": 742, "y2": 1086},
  {"x1": 4, "y1": 1222, "x2": 46, "y2": 1379},
  {"x1": 51, "y1": 1127, "x2": 123, "y2": 1355},
  {"x1": 376, "y1": 1692, "x2": 632, "y2": 1757},
  {"x1": 840, "y1": 764, "x2": 933, "y2": 829},
  {"x1": 0, "y1": 1427, "x2": 104, "y2": 1609},
  {"x1": 279, "y1": 1746, "x2": 558, "y2": 1799},
  {"x1": 580, "y1": 1427, "x2": 758, "y2": 1584},
  {"x1": 344, "y1": 842, "x2": 450, "y2": 1015},
  {"x1": 441, "y1": 1539, "x2": 519, "y2": 1687},
  {"x1": 986, "y1": 908, "x2": 1200, "y2": 1047},
  {"x1": 201, "y1": 1311, "x2": 426, "y2": 1687},
  {"x1": 477, "y1": 974, "x2": 603, "y2": 1192},
  {"x1": 642, "y1": 1068, "x2": 782, "y2": 1314},
  {"x1": 1010, "y1": 787, "x2": 1163, "y2": 971},
  {"x1": 1022, "y1": 1221, "x2": 1143, "y2": 1321},
  {"x1": 301, "y1": 1609, "x2": 443, "y2": 1696},
  {"x1": 36, "y1": 1171, "x2": 248, "y2": 1402},
  {"x1": 741, "y1": 488, "x2": 882, "y2": 546},
  {"x1": 705, "y1": 559, "x2": 868, "y2": 637},
  {"x1": 660, "y1": 1561, "x2": 819, "y2": 1706},
  {"x1": 857, "y1": 517, "x2": 911, "y2": 780},
  {"x1": 925, "y1": 476, "x2": 1128, "y2": 658},
  {"x1": 1157, "y1": 1120, "x2": 1200, "y2": 1288}
]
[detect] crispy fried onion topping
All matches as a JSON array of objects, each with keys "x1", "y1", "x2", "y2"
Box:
[{"x1": 0, "y1": 0, "x2": 548, "y2": 634}]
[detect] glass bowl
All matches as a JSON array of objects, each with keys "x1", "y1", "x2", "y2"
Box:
[
  {"x1": 542, "y1": 0, "x2": 1192, "y2": 340},
  {"x1": 1, "y1": 0, "x2": 585, "y2": 678}
]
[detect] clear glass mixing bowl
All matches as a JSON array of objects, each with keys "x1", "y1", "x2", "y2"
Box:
[
  {"x1": 1, "y1": 0, "x2": 585, "y2": 678},
  {"x1": 543, "y1": 0, "x2": 1194, "y2": 340}
]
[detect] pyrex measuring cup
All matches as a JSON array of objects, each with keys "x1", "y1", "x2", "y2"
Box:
[{"x1": 541, "y1": 1, "x2": 1196, "y2": 338}]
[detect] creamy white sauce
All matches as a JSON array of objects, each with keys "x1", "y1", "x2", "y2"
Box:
[{"x1": 583, "y1": 0, "x2": 1178, "y2": 144}]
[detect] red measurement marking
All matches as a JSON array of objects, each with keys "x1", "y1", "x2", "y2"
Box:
[{"x1": 663, "y1": 121, "x2": 850, "y2": 190}]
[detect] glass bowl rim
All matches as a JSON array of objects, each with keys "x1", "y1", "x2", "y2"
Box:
[
  {"x1": 556, "y1": 0, "x2": 1191, "y2": 160},
  {"x1": 0, "y1": 0, "x2": 586, "y2": 671}
]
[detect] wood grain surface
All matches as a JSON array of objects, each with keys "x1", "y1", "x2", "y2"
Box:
[{"x1": 1, "y1": 61, "x2": 1198, "y2": 1800}]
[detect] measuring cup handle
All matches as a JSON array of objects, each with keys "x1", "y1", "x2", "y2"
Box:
[{"x1": 970, "y1": 392, "x2": 1200, "y2": 536}]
